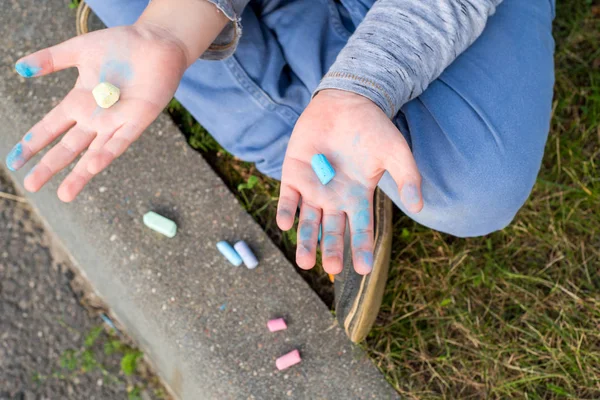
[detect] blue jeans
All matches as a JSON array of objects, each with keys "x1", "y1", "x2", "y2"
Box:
[{"x1": 87, "y1": 0, "x2": 555, "y2": 237}]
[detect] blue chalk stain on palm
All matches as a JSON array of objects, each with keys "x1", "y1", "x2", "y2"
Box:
[
  {"x1": 99, "y1": 59, "x2": 133, "y2": 87},
  {"x1": 6, "y1": 143, "x2": 23, "y2": 171},
  {"x1": 15, "y1": 62, "x2": 41, "y2": 78},
  {"x1": 24, "y1": 132, "x2": 33, "y2": 142}
]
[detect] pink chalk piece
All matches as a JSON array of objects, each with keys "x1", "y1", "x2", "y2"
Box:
[
  {"x1": 276, "y1": 349, "x2": 301, "y2": 371},
  {"x1": 267, "y1": 318, "x2": 287, "y2": 332}
]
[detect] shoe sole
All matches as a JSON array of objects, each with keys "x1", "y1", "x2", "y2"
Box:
[{"x1": 335, "y1": 188, "x2": 393, "y2": 343}]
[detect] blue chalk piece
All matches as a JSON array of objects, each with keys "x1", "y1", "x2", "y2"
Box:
[
  {"x1": 217, "y1": 241, "x2": 243, "y2": 267},
  {"x1": 100, "y1": 313, "x2": 119, "y2": 334},
  {"x1": 311, "y1": 154, "x2": 335, "y2": 185},
  {"x1": 15, "y1": 62, "x2": 41, "y2": 78},
  {"x1": 234, "y1": 240, "x2": 259, "y2": 269}
]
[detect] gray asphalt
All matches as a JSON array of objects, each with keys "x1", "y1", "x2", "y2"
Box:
[{"x1": 0, "y1": 171, "x2": 159, "y2": 400}]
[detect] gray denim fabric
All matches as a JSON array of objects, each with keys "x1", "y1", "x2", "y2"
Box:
[{"x1": 204, "y1": 0, "x2": 503, "y2": 116}]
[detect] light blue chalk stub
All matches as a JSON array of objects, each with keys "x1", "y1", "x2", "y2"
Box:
[
  {"x1": 143, "y1": 211, "x2": 177, "y2": 238},
  {"x1": 234, "y1": 240, "x2": 259, "y2": 269},
  {"x1": 311, "y1": 154, "x2": 335, "y2": 185},
  {"x1": 217, "y1": 241, "x2": 243, "y2": 267}
]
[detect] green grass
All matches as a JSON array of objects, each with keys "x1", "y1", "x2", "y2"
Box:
[
  {"x1": 35, "y1": 324, "x2": 166, "y2": 399},
  {"x1": 168, "y1": 1, "x2": 600, "y2": 398}
]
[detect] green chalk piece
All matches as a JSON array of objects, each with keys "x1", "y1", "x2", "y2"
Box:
[{"x1": 143, "y1": 211, "x2": 177, "y2": 238}]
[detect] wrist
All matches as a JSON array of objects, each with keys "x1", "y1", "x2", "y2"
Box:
[
  {"x1": 135, "y1": 0, "x2": 229, "y2": 67},
  {"x1": 316, "y1": 88, "x2": 378, "y2": 107}
]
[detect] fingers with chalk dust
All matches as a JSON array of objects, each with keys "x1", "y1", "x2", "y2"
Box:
[{"x1": 277, "y1": 89, "x2": 424, "y2": 276}]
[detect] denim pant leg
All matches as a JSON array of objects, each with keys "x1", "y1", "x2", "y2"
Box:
[{"x1": 377, "y1": 0, "x2": 556, "y2": 237}]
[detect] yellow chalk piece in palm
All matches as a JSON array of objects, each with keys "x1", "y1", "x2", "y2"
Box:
[{"x1": 92, "y1": 82, "x2": 120, "y2": 109}]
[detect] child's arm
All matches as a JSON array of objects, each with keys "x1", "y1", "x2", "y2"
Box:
[
  {"x1": 316, "y1": 0, "x2": 503, "y2": 118},
  {"x1": 7, "y1": 0, "x2": 228, "y2": 202},
  {"x1": 138, "y1": 0, "x2": 230, "y2": 67}
]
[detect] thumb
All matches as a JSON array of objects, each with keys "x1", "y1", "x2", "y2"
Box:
[
  {"x1": 15, "y1": 35, "x2": 85, "y2": 78},
  {"x1": 382, "y1": 132, "x2": 424, "y2": 214}
]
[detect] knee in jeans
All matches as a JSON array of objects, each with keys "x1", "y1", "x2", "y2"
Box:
[{"x1": 425, "y1": 142, "x2": 540, "y2": 238}]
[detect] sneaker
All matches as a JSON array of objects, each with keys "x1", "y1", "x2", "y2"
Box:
[{"x1": 334, "y1": 187, "x2": 393, "y2": 343}]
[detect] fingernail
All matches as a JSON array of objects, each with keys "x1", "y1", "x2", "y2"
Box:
[
  {"x1": 357, "y1": 251, "x2": 373, "y2": 272},
  {"x1": 401, "y1": 183, "x2": 420, "y2": 208},
  {"x1": 15, "y1": 62, "x2": 41, "y2": 78},
  {"x1": 6, "y1": 143, "x2": 24, "y2": 171}
]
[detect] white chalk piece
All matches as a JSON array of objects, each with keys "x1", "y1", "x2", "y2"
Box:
[
  {"x1": 92, "y1": 82, "x2": 120, "y2": 108},
  {"x1": 143, "y1": 211, "x2": 177, "y2": 238},
  {"x1": 217, "y1": 241, "x2": 243, "y2": 267},
  {"x1": 234, "y1": 240, "x2": 259, "y2": 269}
]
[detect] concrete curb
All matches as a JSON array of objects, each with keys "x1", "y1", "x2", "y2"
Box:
[{"x1": 0, "y1": 1, "x2": 398, "y2": 399}]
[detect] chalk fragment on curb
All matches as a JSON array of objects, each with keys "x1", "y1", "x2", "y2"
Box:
[
  {"x1": 267, "y1": 318, "x2": 287, "y2": 332},
  {"x1": 234, "y1": 240, "x2": 259, "y2": 269},
  {"x1": 276, "y1": 349, "x2": 301, "y2": 371},
  {"x1": 143, "y1": 211, "x2": 177, "y2": 238},
  {"x1": 216, "y1": 241, "x2": 243, "y2": 266}
]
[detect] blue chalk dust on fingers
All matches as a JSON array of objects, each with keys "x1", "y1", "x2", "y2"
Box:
[
  {"x1": 297, "y1": 244, "x2": 311, "y2": 256},
  {"x1": 356, "y1": 251, "x2": 374, "y2": 271},
  {"x1": 352, "y1": 209, "x2": 370, "y2": 229},
  {"x1": 298, "y1": 223, "x2": 314, "y2": 242},
  {"x1": 216, "y1": 241, "x2": 243, "y2": 267},
  {"x1": 401, "y1": 183, "x2": 420, "y2": 207},
  {"x1": 6, "y1": 143, "x2": 24, "y2": 171},
  {"x1": 15, "y1": 62, "x2": 41, "y2": 78},
  {"x1": 24, "y1": 132, "x2": 33, "y2": 142},
  {"x1": 311, "y1": 154, "x2": 335, "y2": 185}
]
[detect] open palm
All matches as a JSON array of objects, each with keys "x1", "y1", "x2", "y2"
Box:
[
  {"x1": 277, "y1": 90, "x2": 424, "y2": 275},
  {"x1": 8, "y1": 25, "x2": 187, "y2": 201}
]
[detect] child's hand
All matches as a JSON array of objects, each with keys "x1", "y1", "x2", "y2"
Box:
[
  {"x1": 8, "y1": 24, "x2": 187, "y2": 201},
  {"x1": 7, "y1": 0, "x2": 228, "y2": 202},
  {"x1": 277, "y1": 89, "x2": 423, "y2": 275}
]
